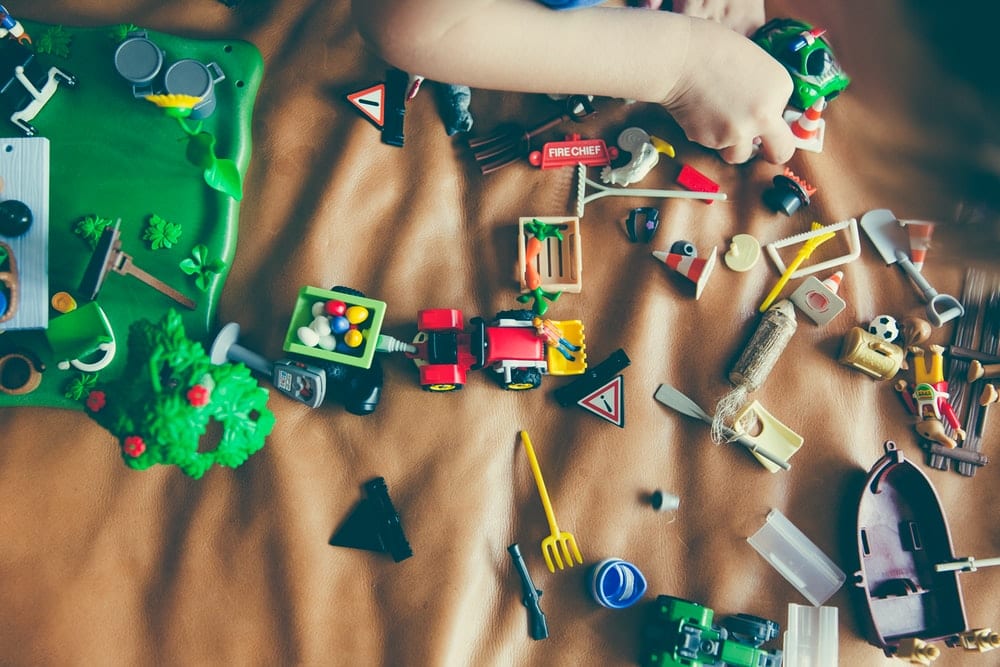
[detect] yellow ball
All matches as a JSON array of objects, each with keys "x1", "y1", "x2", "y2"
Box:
[
  {"x1": 344, "y1": 329, "x2": 364, "y2": 348},
  {"x1": 345, "y1": 305, "x2": 369, "y2": 324}
]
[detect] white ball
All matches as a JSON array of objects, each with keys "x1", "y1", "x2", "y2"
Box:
[
  {"x1": 868, "y1": 315, "x2": 899, "y2": 342},
  {"x1": 310, "y1": 315, "x2": 332, "y2": 336},
  {"x1": 297, "y1": 326, "x2": 320, "y2": 347}
]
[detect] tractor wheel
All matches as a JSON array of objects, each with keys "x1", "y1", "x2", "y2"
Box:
[
  {"x1": 424, "y1": 382, "x2": 462, "y2": 392},
  {"x1": 505, "y1": 368, "x2": 541, "y2": 390},
  {"x1": 722, "y1": 613, "x2": 780, "y2": 648}
]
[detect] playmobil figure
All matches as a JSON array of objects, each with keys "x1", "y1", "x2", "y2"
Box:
[
  {"x1": 405, "y1": 74, "x2": 474, "y2": 135},
  {"x1": 352, "y1": 0, "x2": 798, "y2": 165},
  {"x1": 533, "y1": 316, "x2": 580, "y2": 361},
  {"x1": 959, "y1": 628, "x2": 1000, "y2": 653},
  {"x1": 895, "y1": 637, "x2": 940, "y2": 664},
  {"x1": 0, "y1": 5, "x2": 29, "y2": 44},
  {"x1": 895, "y1": 345, "x2": 966, "y2": 448}
]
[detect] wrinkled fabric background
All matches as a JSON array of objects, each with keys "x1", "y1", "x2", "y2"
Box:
[{"x1": 2, "y1": 1, "x2": 998, "y2": 665}]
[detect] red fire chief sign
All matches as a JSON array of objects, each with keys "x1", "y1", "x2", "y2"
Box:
[{"x1": 528, "y1": 135, "x2": 618, "y2": 169}]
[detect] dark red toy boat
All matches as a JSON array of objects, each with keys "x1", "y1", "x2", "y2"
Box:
[{"x1": 854, "y1": 441, "x2": 968, "y2": 655}]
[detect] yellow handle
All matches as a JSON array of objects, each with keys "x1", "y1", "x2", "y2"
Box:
[
  {"x1": 520, "y1": 431, "x2": 560, "y2": 535},
  {"x1": 759, "y1": 224, "x2": 836, "y2": 312}
]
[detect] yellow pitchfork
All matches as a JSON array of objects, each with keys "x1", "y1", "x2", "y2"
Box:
[{"x1": 519, "y1": 430, "x2": 583, "y2": 572}]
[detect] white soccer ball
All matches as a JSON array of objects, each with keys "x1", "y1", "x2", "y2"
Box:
[{"x1": 868, "y1": 315, "x2": 899, "y2": 342}]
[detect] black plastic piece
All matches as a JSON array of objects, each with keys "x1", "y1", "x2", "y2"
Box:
[
  {"x1": 552, "y1": 348, "x2": 630, "y2": 406},
  {"x1": 626, "y1": 207, "x2": 660, "y2": 243},
  {"x1": 507, "y1": 543, "x2": 548, "y2": 641},
  {"x1": 381, "y1": 68, "x2": 407, "y2": 147},
  {"x1": 330, "y1": 477, "x2": 412, "y2": 562},
  {"x1": 763, "y1": 174, "x2": 811, "y2": 216}
]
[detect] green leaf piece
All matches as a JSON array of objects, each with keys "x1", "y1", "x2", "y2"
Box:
[
  {"x1": 35, "y1": 26, "x2": 73, "y2": 58},
  {"x1": 180, "y1": 244, "x2": 225, "y2": 292},
  {"x1": 109, "y1": 24, "x2": 142, "y2": 43},
  {"x1": 143, "y1": 214, "x2": 183, "y2": 250},
  {"x1": 63, "y1": 373, "x2": 99, "y2": 401},
  {"x1": 73, "y1": 215, "x2": 115, "y2": 249},
  {"x1": 205, "y1": 158, "x2": 244, "y2": 201}
]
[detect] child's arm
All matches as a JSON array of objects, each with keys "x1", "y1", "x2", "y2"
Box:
[{"x1": 352, "y1": 0, "x2": 795, "y2": 163}]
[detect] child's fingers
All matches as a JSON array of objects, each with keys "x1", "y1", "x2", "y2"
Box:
[
  {"x1": 718, "y1": 143, "x2": 756, "y2": 165},
  {"x1": 757, "y1": 122, "x2": 796, "y2": 165}
]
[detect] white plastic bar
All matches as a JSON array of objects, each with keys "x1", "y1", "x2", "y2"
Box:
[
  {"x1": 747, "y1": 508, "x2": 846, "y2": 606},
  {"x1": 783, "y1": 603, "x2": 838, "y2": 667}
]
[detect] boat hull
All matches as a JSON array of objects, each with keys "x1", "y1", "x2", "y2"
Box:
[{"x1": 854, "y1": 441, "x2": 967, "y2": 653}]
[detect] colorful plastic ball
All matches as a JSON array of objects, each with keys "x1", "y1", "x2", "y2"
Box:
[
  {"x1": 324, "y1": 300, "x2": 347, "y2": 317},
  {"x1": 868, "y1": 314, "x2": 899, "y2": 342},
  {"x1": 345, "y1": 305, "x2": 369, "y2": 325},
  {"x1": 297, "y1": 326, "x2": 320, "y2": 347},
  {"x1": 343, "y1": 329, "x2": 364, "y2": 348},
  {"x1": 330, "y1": 315, "x2": 350, "y2": 335}
]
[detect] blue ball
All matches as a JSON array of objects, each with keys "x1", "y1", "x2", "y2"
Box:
[{"x1": 330, "y1": 315, "x2": 351, "y2": 335}]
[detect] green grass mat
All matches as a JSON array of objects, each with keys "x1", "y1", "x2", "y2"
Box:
[{"x1": 0, "y1": 21, "x2": 263, "y2": 409}]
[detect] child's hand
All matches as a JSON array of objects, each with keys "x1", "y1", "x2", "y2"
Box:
[
  {"x1": 670, "y1": 0, "x2": 766, "y2": 36},
  {"x1": 662, "y1": 18, "x2": 795, "y2": 164}
]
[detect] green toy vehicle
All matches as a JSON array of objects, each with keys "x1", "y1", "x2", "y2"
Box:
[
  {"x1": 640, "y1": 595, "x2": 782, "y2": 667},
  {"x1": 753, "y1": 18, "x2": 850, "y2": 110}
]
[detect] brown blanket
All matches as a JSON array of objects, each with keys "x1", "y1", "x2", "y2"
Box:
[{"x1": 3, "y1": 1, "x2": 999, "y2": 665}]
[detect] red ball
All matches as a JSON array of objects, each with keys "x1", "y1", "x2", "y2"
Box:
[{"x1": 324, "y1": 299, "x2": 347, "y2": 316}]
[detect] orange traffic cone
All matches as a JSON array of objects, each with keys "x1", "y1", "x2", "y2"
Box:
[
  {"x1": 653, "y1": 247, "x2": 717, "y2": 299},
  {"x1": 784, "y1": 97, "x2": 826, "y2": 153},
  {"x1": 902, "y1": 221, "x2": 935, "y2": 271},
  {"x1": 790, "y1": 271, "x2": 846, "y2": 325},
  {"x1": 822, "y1": 270, "x2": 844, "y2": 294}
]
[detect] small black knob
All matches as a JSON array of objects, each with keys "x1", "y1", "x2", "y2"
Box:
[{"x1": 0, "y1": 199, "x2": 32, "y2": 237}]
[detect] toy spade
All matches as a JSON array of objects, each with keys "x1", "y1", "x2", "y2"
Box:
[
  {"x1": 860, "y1": 209, "x2": 964, "y2": 326},
  {"x1": 80, "y1": 219, "x2": 195, "y2": 309}
]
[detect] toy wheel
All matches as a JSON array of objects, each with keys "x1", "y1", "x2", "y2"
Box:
[
  {"x1": 330, "y1": 285, "x2": 365, "y2": 298},
  {"x1": 505, "y1": 368, "x2": 541, "y2": 391},
  {"x1": 424, "y1": 382, "x2": 462, "y2": 392},
  {"x1": 722, "y1": 613, "x2": 779, "y2": 648}
]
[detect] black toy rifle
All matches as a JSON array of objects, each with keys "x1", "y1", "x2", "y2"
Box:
[{"x1": 507, "y1": 543, "x2": 548, "y2": 641}]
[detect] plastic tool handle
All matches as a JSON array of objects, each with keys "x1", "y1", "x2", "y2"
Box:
[
  {"x1": 520, "y1": 431, "x2": 560, "y2": 535},
  {"x1": 894, "y1": 250, "x2": 937, "y2": 297}
]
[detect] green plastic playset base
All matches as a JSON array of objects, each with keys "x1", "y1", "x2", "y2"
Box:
[{"x1": 0, "y1": 21, "x2": 263, "y2": 410}]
